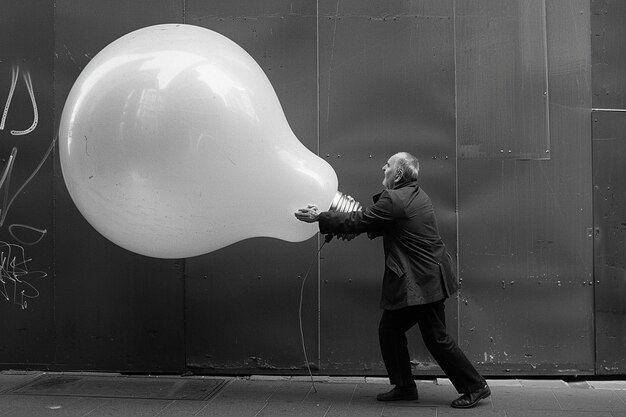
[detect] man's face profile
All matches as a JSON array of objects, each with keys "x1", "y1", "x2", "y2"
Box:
[{"x1": 382, "y1": 154, "x2": 400, "y2": 190}]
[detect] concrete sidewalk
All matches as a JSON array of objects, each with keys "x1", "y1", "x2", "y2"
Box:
[{"x1": 1, "y1": 371, "x2": 626, "y2": 416}]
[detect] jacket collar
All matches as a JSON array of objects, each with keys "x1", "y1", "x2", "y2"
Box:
[
  {"x1": 373, "y1": 180, "x2": 419, "y2": 203},
  {"x1": 392, "y1": 179, "x2": 419, "y2": 190}
]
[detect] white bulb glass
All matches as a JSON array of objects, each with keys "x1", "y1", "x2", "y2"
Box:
[{"x1": 59, "y1": 24, "x2": 344, "y2": 259}]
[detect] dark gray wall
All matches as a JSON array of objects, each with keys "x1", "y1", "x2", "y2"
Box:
[
  {"x1": 591, "y1": 0, "x2": 626, "y2": 375},
  {"x1": 458, "y1": 0, "x2": 594, "y2": 375},
  {"x1": 0, "y1": 0, "x2": 55, "y2": 367},
  {"x1": 0, "y1": 0, "x2": 623, "y2": 376},
  {"x1": 593, "y1": 111, "x2": 626, "y2": 375}
]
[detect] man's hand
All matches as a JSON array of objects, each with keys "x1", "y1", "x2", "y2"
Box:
[{"x1": 294, "y1": 204, "x2": 320, "y2": 223}]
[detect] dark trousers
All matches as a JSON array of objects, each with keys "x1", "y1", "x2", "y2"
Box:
[{"x1": 378, "y1": 299, "x2": 485, "y2": 394}]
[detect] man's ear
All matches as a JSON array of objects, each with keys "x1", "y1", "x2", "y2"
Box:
[{"x1": 394, "y1": 169, "x2": 404, "y2": 183}]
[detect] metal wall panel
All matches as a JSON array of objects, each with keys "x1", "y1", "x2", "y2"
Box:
[
  {"x1": 455, "y1": 0, "x2": 550, "y2": 160},
  {"x1": 457, "y1": 0, "x2": 594, "y2": 374},
  {"x1": 591, "y1": 0, "x2": 626, "y2": 109},
  {"x1": 183, "y1": 1, "x2": 321, "y2": 373},
  {"x1": 593, "y1": 111, "x2": 626, "y2": 374},
  {"x1": 0, "y1": 0, "x2": 55, "y2": 366},
  {"x1": 317, "y1": 0, "x2": 458, "y2": 374},
  {"x1": 53, "y1": 0, "x2": 186, "y2": 372},
  {"x1": 591, "y1": 0, "x2": 626, "y2": 375}
]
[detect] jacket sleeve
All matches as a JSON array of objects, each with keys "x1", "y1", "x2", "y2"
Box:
[{"x1": 318, "y1": 190, "x2": 395, "y2": 235}]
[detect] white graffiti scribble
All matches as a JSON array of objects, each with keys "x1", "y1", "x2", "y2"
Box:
[
  {"x1": 0, "y1": 138, "x2": 55, "y2": 232},
  {"x1": 0, "y1": 63, "x2": 52, "y2": 309},
  {"x1": 0, "y1": 241, "x2": 47, "y2": 309},
  {"x1": 8, "y1": 224, "x2": 47, "y2": 246},
  {"x1": 0, "y1": 66, "x2": 19, "y2": 131},
  {"x1": 0, "y1": 65, "x2": 38, "y2": 135}
]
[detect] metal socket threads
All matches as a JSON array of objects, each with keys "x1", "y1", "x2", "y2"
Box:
[
  {"x1": 329, "y1": 191, "x2": 362, "y2": 213},
  {"x1": 327, "y1": 191, "x2": 362, "y2": 241}
]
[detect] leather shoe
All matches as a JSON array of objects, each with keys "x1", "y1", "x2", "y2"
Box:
[
  {"x1": 376, "y1": 386, "x2": 419, "y2": 402},
  {"x1": 451, "y1": 385, "x2": 491, "y2": 408}
]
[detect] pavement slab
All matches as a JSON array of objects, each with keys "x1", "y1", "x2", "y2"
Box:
[
  {"x1": 380, "y1": 404, "x2": 437, "y2": 417},
  {"x1": 0, "y1": 373, "x2": 41, "y2": 394},
  {"x1": 255, "y1": 401, "x2": 330, "y2": 417},
  {"x1": 506, "y1": 411, "x2": 613, "y2": 417},
  {"x1": 437, "y1": 408, "x2": 506, "y2": 417},
  {"x1": 490, "y1": 387, "x2": 562, "y2": 410},
  {"x1": 518, "y1": 379, "x2": 570, "y2": 389},
  {"x1": 303, "y1": 381, "x2": 357, "y2": 405},
  {"x1": 553, "y1": 388, "x2": 626, "y2": 412},
  {"x1": 211, "y1": 378, "x2": 278, "y2": 402},
  {"x1": 589, "y1": 381, "x2": 626, "y2": 390}
]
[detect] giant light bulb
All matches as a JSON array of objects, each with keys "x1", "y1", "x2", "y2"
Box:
[{"x1": 59, "y1": 24, "x2": 360, "y2": 259}]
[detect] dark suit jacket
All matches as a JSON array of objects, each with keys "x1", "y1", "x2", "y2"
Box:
[{"x1": 318, "y1": 180, "x2": 458, "y2": 310}]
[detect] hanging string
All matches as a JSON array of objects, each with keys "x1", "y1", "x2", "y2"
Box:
[
  {"x1": 302, "y1": 0, "x2": 322, "y2": 393},
  {"x1": 298, "y1": 235, "x2": 332, "y2": 393}
]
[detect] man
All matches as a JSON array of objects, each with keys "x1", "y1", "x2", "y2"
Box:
[{"x1": 295, "y1": 152, "x2": 490, "y2": 409}]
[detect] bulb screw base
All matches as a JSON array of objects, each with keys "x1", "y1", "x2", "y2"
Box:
[
  {"x1": 327, "y1": 191, "x2": 363, "y2": 241},
  {"x1": 329, "y1": 191, "x2": 362, "y2": 213}
]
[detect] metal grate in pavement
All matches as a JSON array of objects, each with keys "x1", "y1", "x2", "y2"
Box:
[{"x1": 6, "y1": 373, "x2": 228, "y2": 401}]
